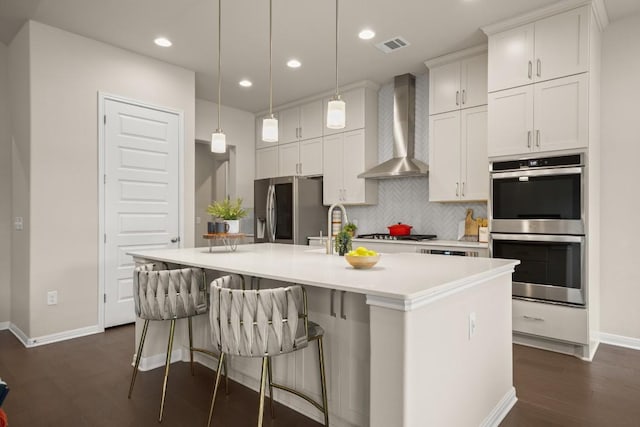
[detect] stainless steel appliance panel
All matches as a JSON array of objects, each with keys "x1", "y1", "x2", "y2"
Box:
[
  {"x1": 254, "y1": 176, "x2": 327, "y2": 245},
  {"x1": 491, "y1": 233, "x2": 586, "y2": 306}
]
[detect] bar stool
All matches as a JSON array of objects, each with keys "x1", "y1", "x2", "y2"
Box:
[
  {"x1": 207, "y1": 275, "x2": 329, "y2": 426},
  {"x1": 128, "y1": 264, "x2": 211, "y2": 422}
]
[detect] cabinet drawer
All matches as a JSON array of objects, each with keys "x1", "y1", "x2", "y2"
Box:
[{"x1": 513, "y1": 299, "x2": 588, "y2": 344}]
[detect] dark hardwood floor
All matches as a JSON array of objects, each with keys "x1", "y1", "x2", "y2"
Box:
[{"x1": 1, "y1": 325, "x2": 639, "y2": 426}]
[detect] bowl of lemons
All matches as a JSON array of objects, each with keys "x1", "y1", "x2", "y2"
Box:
[{"x1": 344, "y1": 246, "x2": 380, "y2": 269}]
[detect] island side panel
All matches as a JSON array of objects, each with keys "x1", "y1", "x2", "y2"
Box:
[{"x1": 369, "y1": 273, "x2": 515, "y2": 427}]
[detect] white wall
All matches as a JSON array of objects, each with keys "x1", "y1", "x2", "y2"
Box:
[
  {"x1": 8, "y1": 25, "x2": 31, "y2": 334},
  {"x1": 195, "y1": 99, "x2": 255, "y2": 208},
  {"x1": 18, "y1": 21, "x2": 196, "y2": 338},
  {"x1": 600, "y1": 12, "x2": 640, "y2": 340},
  {"x1": 0, "y1": 42, "x2": 11, "y2": 324}
]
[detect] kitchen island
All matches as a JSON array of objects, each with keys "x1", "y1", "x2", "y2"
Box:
[{"x1": 129, "y1": 243, "x2": 519, "y2": 427}]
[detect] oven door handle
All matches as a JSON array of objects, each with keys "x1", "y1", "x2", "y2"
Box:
[
  {"x1": 491, "y1": 233, "x2": 584, "y2": 243},
  {"x1": 491, "y1": 166, "x2": 583, "y2": 179}
]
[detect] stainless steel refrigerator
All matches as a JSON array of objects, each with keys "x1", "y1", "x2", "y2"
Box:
[{"x1": 254, "y1": 176, "x2": 327, "y2": 244}]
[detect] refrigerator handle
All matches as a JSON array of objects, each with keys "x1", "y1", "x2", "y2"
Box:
[
  {"x1": 266, "y1": 184, "x2": 274, "y2": 242},
  {"x1": 271, "y1": 186, "x2": 277, "y2": 241}
]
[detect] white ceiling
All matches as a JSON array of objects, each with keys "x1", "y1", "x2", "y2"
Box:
[{"x1": 0, "y1": 0, "x2": 637, "y2": 113}]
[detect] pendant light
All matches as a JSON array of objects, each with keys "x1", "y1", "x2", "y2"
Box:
[
  {"x1": 326, "y1": 0, "x2": 346, "y2": 129},
  {"x1": 262, "y1": 0, "x2": 278, "y2": 142},
  {"x1": 211, "y1": 0, "x2": 226, "y2": 153}
]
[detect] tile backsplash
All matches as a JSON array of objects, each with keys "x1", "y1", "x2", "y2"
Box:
[{"x1": 346, "y1": 73, "x2": 487, "y2": 240}]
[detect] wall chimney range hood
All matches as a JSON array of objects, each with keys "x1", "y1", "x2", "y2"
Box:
[{"x1": 358, "y1": 73, "x2": 428, "y2": 179}]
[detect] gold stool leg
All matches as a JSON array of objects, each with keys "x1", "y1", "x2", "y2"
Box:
[
  {"x1": 128, "y1": 319, "x2": 150, "y2": 398},
  {"x1": 257, "y1": 357, "x2": 268, "y2": 427},
  {"x1": 158, "y1": 319, "x2": 176, "y2": 423},
  {"x1": 207, "y1": 353, "x2": 226, "y2": 427},
  {"x1": 317, "y1": 337, "x2": 329, "y2": 426},
  {"x1": 188, "y1": 316, "x2": 195, "y2": 376},
  {"x1": 267, "y1": 356, "x2": 275, "y2": 418}
]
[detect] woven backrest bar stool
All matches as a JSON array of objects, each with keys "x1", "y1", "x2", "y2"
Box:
[
  {"x1": 128, "y1": 264, "x2": 214, "y2": 422},
  {"x1": 207, "y1": 275, "x2": 329, "y2": 426}
]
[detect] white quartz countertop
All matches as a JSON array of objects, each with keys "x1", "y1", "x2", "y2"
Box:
[
  {"x1": 308, "y1": 236, "x2": 489, "y2": 249},
  {"x1": 129, "y1": 243, "x2": 516, "y2": 308}
]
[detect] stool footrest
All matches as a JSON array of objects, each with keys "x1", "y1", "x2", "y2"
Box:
[{"x1": 269, "y1": 382, "x2": 325, "y2": 413}]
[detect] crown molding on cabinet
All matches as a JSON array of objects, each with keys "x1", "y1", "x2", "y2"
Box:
[
  {"x1": 423, "y1": 44, "x2": 488, "y2": 70},
  {"x1": 481, "y1": 0, "x2": 609, "y2": 36},
  {"x1": 255, "y1": 80, "x2": 380, "y2": 117}
]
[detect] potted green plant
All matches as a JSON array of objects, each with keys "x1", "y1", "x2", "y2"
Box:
[
  {"x1": 334, "y1": 230, "x2": 352, "y2": 256},
  {"x1": 207, "y1": 197, "x2": 248, "y2": 234},
  {"x1": 343, "y1": 222, "x2": 358, "y2": 238}
]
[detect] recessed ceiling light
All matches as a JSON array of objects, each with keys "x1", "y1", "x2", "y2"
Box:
[
  {"x1": 358, "y1": 29, "x2": 376, "y2": 40},
  {"x1": 239, "y1": 79, "x2": 253, "y2": 87},
  {"x1": 287, "y1": 59, "x2": 302, "y2": 68},
  {"x1": 154, "y1": 37, "x2": 172, "y2": 47}
]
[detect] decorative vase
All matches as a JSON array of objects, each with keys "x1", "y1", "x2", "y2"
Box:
[{"x1": 225, "y1": 219, "x2": 240, "y2": 234}]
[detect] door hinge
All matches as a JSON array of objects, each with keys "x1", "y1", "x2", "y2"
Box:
[
  {"x1": 104, "y1": 174, "x2": 106, "y2": 184},
  {"x1": 104, "y1": 115, "x2": 106, "y2": 125},
  {"x1": 104, "y1": 293, "x2": 107, "y2": 303},
  {"x1": 104, "y1": 233, "x2": 107, "y2": 244}
]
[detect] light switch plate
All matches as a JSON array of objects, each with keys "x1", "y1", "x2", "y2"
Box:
[{"x1": 14, "y1": 217, "x2": 23, "y2": 231}]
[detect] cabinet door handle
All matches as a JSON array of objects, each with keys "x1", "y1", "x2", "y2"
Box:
[
  {"x1": 330, "y1": 290, "x2": 336, "y2": 317},
  {"x1": 462, "y1": 89, "x2": 466, "y2": 105},
  {"x1": 536, "y1": 59, "x2": 541, "y2": 77},
  {"x1": 299, "y1": 127, "x2": 302, "y2": 139},
  {"x1": 523, "y1": 315, "x2": 544, "y2": 322},
  {"x1": 527, "y1": 130, "x2": 532, "y2": 148},
  {"x1": 536, "y1": 129, "x2": 540, "y2": 147},
  {"x1": 455, "y1": 91, "x2": 460, "y2": 106},
  {"x1": 340, "y1": 291, "x2": 347, "y2": 320},
  {"x1": 461, "y1": 182, "x2": 465, "y2": 197},
  {"x1": 299, "y1": 162, "x2": 302, "y2": 175},
  {"x1": 455, "y1": 182, "x2": 459, "y2": 197},
  {"x1": 528, "y1": 61, "x2": 532, "y2": 79}
]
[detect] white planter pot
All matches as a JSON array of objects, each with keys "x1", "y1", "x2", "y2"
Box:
[{"x1": 225, "y1": 219, "x2": 240, "y2": 234}]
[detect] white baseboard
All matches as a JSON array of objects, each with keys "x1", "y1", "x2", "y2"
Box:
[
  {"x1": 0, "y1": 321, "x2": 9, "y2": 331},
  {"x1": 480, "y1": 387, "x2": 517, "y2": 427},
  {"x1": 9, "y1": 323, "x2": 103, "y2": 348},
  {"x1": 599, "y1": 332, "x2": 640, "y2": 351},
  {"x1": 133, "y1": 348, "x2": 187, "y2": 371}
]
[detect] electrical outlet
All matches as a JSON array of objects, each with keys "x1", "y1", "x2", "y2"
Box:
[
  {"x1": 14, "y1": 217, "x2": 23, "y2": 231},
  {"x1": 468, "y1": 312, "x2": 476, "y2": 340},
  {"x1": 47, "y1": 290, "x2": 58, "y2": 306}
]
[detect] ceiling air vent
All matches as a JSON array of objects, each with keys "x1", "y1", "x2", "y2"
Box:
[{"x1": 375, "y1": 36, "x2": 410, "y2": 54}]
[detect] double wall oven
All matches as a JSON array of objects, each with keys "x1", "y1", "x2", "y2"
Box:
[{"x1": 490, "y1": 154, "x2": 586, "y2": 306}]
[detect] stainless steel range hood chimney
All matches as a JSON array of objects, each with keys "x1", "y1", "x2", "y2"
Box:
[{"x1": 358, "y1": 73, "x2": 428, "y2": 179}]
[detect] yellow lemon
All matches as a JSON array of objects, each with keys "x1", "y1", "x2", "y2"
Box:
[{"x1": 356, "y1": 246, "x2": 368, "y2": 255}]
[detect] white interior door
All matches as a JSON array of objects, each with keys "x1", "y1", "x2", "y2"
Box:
[{"x1": 104, "y1": 99, "x2": 180, "y2": 327}]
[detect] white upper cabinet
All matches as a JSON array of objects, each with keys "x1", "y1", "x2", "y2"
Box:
[
  {"x1": 488, "y1": 6, "x2": 589, "y2": 92},
  {"x1": 427, "y1": 50, "x2": 488, "y2": 115},
  {"x1": 429, "y1": 106, "x2": 488, "y2": 202},
  {"x1": 488, "y1": 73, "x2": 588, "y2": 157},
  {"x1": 323, "y1": 129, "x2": 377, "y2": 205},
  {"x1": 279, "y1": 100, "x2": 324, "y2": 145},
  {"x1": 255, "y1": 146, "x2": 278, "y2": 179},
  {"x1": 278, "y1": 138, "x2": 323, "y2": 177}
]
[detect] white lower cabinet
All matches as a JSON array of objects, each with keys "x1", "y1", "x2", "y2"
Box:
[
  {"x1": 488, "y1": 73, "x2": 588, "y2": 157},
  {"x1": 429, "y1": 106, "x2": 488, "y2": 202},
  {"x1": 278, "y1": 138, "x2": 323, "y2": 177},
  {"x1": 323, "y1": 129, "x2": 377, "y2": 205},
  {"x1": 256, "y1": 146, "x2": 278, "y2": 179},
  {"x1": 302, "y1": 286, "x2": 370, "y2": 426},
  {"x1": 512, "y1": 299, "x2": 588, "y2": 345}
]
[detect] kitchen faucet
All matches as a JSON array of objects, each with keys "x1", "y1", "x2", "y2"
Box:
[{"x1": 326, "y1": 203, "x2": 349, "y2": 255}]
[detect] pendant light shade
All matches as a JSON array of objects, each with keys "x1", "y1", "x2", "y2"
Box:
[
  {"x1": 212, "y1": 0, "x2": 227, "y2": 153},
  {"x1": 262, "y1": 0, "x2": 278, "y2": 142},
  {"x1": 262, "y1": 115, "x2": 278, "y2": 142},
  {"x1": 327, "y1": 0, "x2": 346, "y2": 129},
  {"x1": 327, "y1": 95, "x2": 346, "y2": 129},
  {"x1": 211, "y1": 129, "x2": 226, "y2": 153}
]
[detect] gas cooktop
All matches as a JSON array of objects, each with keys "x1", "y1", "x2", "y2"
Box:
[{"x1": 357, "y1": 233, "x2": 438, "y2": 241}]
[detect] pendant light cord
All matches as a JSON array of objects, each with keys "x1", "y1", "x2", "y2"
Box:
[
  {"x1": 217, "y1": 0, "x2": 222, "y2": 129},
  {"x1": 269, "y1": 0, "x2": 273, "y2": 115},
  {"x1": 335, "y1": 0, "x2": 339, "y2": 97}
]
